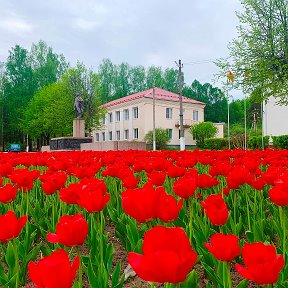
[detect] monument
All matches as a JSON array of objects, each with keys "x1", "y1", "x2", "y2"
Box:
[
  {"x1": 73, "y1": 93, "x2": 85, "y2": 138},
  {"x1": 49, "y1": 93, "x2": 92, "y2": 150}
]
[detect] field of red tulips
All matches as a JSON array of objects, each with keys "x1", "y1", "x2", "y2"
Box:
[{"x1": 1, "y1": 149, "x2": 288, "y2": 287}]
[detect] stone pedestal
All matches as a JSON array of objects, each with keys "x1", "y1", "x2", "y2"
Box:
[
  {"x1": 50, "y1": 137, "x2": 93, "y2": 150},
  {"x1": 73, "y1": 119, "x2": 85, "y2": 138}
]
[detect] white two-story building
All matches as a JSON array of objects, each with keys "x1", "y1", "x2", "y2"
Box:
[{"x1": 93, "y1": 87, "x2": 207, "y2": 147}]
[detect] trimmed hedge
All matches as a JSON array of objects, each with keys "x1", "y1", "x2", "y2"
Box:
[
  {"x1": 272, "y1": 135, "x2": 288, "y2": 149},
  {"x1": 204, "y1": 138, "x2": 228, "y2": 150},
  {"x1": 248, "y1": 136, "x2": 269, "y2": 150}
]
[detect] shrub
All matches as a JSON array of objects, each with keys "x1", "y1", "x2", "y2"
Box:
[
  {"x1": 144, "y1": 128, "x2": 170, "y2": 150},
  {"x1": 272, "y1": 135, "x2": 288, "y2": 149},
  {"x1": 190, "y1": 122, "x2": 218, "y2": 149},
  {"x1": 204, "y1": 138, "x2": 228, "y2": 150},
  {"x1": 248, "y1": 136, "x2": 269, "y2": 149}
]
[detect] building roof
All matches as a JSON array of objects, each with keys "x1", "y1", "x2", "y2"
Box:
[{"x1": 102, "y1": 87, "x2": 205, "y2": 108}]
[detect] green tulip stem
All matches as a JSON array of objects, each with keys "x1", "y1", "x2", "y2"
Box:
[
  {"x1": 77, "y1": 246, "x2": 82, "y2": 288},
  {"x1": 12, "y1": 239, "x2": 19, "y2": 287},
  {"x1": 245, "y1": 187, "x2": 251, "y2": 231},
  {"x1": 150, "y1": 283, "x2": 156, "y2": 288},
  {"x1": 279, "y1": 206, "x2": 286, "y2": 258},
  {"x1": 26, "y1": 191, "x2": 29, "y2": 216}
]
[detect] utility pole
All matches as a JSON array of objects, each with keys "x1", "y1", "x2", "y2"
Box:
[{"x1": 175, "y1": 59, "x2": 185, "y2": 151}]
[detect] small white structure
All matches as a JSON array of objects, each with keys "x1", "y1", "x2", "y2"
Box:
[{"x1": 263, "y1": 97, "x2": 288, "y2": 136}]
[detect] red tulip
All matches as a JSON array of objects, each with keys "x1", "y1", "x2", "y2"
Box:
[
  {"x1": 0, "y1": 163, "x2": 13, "y2": 178},
  {"x1": 269, "y1": 185, "x2": 288, "y2": 206},
  {"x1": 128, "y1": 226, "x2": 197, "y2": 284},
  {"x1": 122, "y1": 184, "x2": 182, "y2": 223},
  {"x1": 0, "y1": 211, "x2": 27, "y2": 242},
  {"x1": 197, "y1": 174, "x2": 219, "y2": 189},
  {"x1": 28, "y1": 248, "x2": 80, "y2": 288},
  {"x1": 226, "y1": 166, "x2": 253, "y2": 189},
  {"x1": 0, "y1": 184, "x2": 18, "y2": 203},
  {"x1": 121, "y1": 175, "x2": 140, "y2": 189},
  {"x1": 147, "y1": 170, "x2": 166, "y2": 187},
  {"x1": 47, "y1": 214, "x2": 88, "y2": 247},
  {"x1": 204, "y1": 233, "x2": 240, "y2": 262},
  {"x1": 167, "y1": 165, "x2": 186, "y2": 178},
  {"x1": 59, "y1": 183, "x2": 81, "y2": 205},
  {"x1": 201, "y1": 194, "x2": 229, "y2": 226},
  {"x1": 235, "y1": 242, "x2": 284, "y2": 284},
  {"x1": 9, "y1": 168, "x2": 40, "y2": 192},
  {"x1": 173, "y1": 176, "x2": 197, "y2": 199},
  {"x1": 77, "y1": 179, "x2": 110, "y2": 213},
  {"x1": 41, "y1": 171, "x2": 67, "y2": 195}
]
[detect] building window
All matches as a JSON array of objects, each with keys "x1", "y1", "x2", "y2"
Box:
[
  {"x1": 133, "y1": 128, "x2": 138, "y2": 139},
  {"x1": 166, "y1": 108, "x2": 172, "y2": 119},
  {"x1": 133, "y1": 107, "x2": 138, "y2": 119},
  {"x1": 109, "y1": 131, "x2": 112, "y2": 141},
  {"x1": 102, "y1": 116, "x2": 106, "y2": 125},
  {"x1": 115, "y1": 111, "x2": 120, "y2": 122},
  {"x1": 102, "y1": 132, "x2": 106, "y2": 141},
  {"x1": 167, "y1": 129, "x2": 173, "y2": 139},
  {"x1": 124, "y1": 129, "x2": 129, "y2": 140},
  {"x1": 193, "y1": 110, "x2": 199, "y2": 121},
  {"x1": 116, "y1": 130, "x2": 120, "y2": 140},
  {"x1": 124, "y1": 109, "x2": 129, "y2": 120},
  {"x1": 109, "y1": 113, "x2": 113, "y2": 123},
  {"x1": 95, "y1": 133, "x2": 99, "y2": 141}
]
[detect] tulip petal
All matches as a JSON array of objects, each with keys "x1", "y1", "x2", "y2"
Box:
[{"x1": 47, "y1": 233, "x2": 59, "y2": 243}]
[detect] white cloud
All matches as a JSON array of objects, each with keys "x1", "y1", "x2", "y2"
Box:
[
  {"x1": 75, "y1": 18, "x2": 100, "y2": 30},
  {"x1": 0, "y1": 11, "x2": 34, "y2": 35}
]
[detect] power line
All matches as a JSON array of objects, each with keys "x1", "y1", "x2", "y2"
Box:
[{"x1": 183, "y1": 59, "x2": 216, "y2": 65}]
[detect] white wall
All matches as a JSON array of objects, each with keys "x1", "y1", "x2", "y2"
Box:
[{"x1": 263, "y1": 97, "x2": 288, "y2": 136}]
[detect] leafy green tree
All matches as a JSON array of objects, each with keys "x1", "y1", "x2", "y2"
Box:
[
  {"x1": 98, "y1": 58, "x2": 116, "y2": 102},
  {"x1": 3, "y1": 45, "x2": 35, "y2": 145},
  {"x1": 114, "y1": 62, "x2": 131, "y2": 98},
  {"x1": 23, "y1": 82, "x2": 73, "y2": 147},
  {"x1": 62, "y1": 63, "x2": 105, "y2": 134},
  {"x1": 146, "y1": 66, "x2": 164, "y2": 88},
  {"x1": 217, "y1": 0, "x2": 288, "y2": 103},
  {"x1": 183, "y1": 80, "x2": 228, "y2": 123},
  {"x1": 144, "y1": 128, "x2": 171, "y2": 150},
  {"x1": 2, "y1": 41, "x2": 68, "y2": 147},
  {"x1": 162, "y1": 68, "x2": 179, "y2": 93},
  {"x1": 190, "y1": 122, "x2": 218, "y2": 148},
  {"x1": 29, "y1": 40, "x2": 68, "y2": 89},
  {"x1": 129, "y1": 65, "x2": 146, "y2": 93}
]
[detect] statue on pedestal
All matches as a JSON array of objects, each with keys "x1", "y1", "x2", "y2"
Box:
[{"x1": 74, "y1": 93, "x2": 84, "y2": 119}]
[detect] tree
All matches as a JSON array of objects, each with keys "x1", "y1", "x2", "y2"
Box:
[
  {"x1": 217, "y1": 0, "x2": 288, "y2": 104},
  {"x1": 129, "y1": 65, "x2": 146, "y2": 93},
  {"x1": 23, "y1": 82, "x2": 73, "y2": 147},
  {"x1": 3, "y1": 45, "x2": 35, "y2": 145},
  {"x1": 98, "y1": 58, "x2": 116, "y2": 102},
  {"x1": 183, "y1": 80, "x2": 228, "y2": 123},
  {"x1": 62, "y1": 63, "x2": 105, "y2": 134},
  {"x1": 2, "y1": 41, "x2": 68, "y2": 147},
  {"x1": 144, "y1": 128, "x2": 171, "y2": 150},
  {"x1": 190, "y1": 122, "x2": 218, "y2": 148},
  {"x1": 29, "y1": 40, "x2": 68, "y2": 89},
  {"x1": 162, "y1": 68, "x2": 179, "y2": 93},
  {"x1": 146, "y1": 66, "x2": 164, "y2": 88}
]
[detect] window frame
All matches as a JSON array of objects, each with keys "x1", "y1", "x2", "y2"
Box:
[
  {"x1": 133, "y1": 128, "x2": 139, "y2": 139},
  {"x1": 133, "y1": 107, "x2": 139, "y2": 119},
  {"x1": 115, "y1": 111, "x2": 120, "y2": 122},
  {"x1": 166, "y1": 107, "x2": 173, "y2": 119}
]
